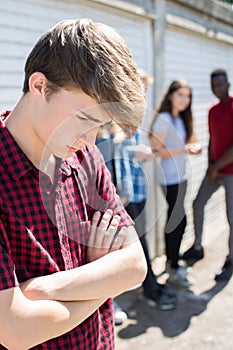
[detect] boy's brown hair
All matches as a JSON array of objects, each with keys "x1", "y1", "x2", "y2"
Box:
[{"x1": 23, "y1": 18, "x2": 145, "y2": 134}]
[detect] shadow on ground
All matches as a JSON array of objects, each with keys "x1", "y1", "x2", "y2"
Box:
[{"x1": 115, "y1": 277, "x2": 230, "y2": 339}]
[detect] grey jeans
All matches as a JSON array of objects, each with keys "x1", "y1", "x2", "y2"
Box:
[{"x1": 193, "y1": 174, "x2": 233, "y2": 262}]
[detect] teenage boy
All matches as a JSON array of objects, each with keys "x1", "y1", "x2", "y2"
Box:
[
  {"x1": 0, "y1": 18, "x2": 147, "y2": 349},
  {"x1": 122, "y1": 70, "x2": 176, "y2": 309},
  {"x1": 97, "y1": 70, "x2": 176, "y2": 313},
  {"x1": 182, "y1": 69, "x2": 233, "y2": 281}
]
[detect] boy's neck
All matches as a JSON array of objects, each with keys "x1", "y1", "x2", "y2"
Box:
[
  {"x1": 219, "y1": 94, "x2": 230, "y2": 103},
  {"x1": 5, "y1": 95, "x2": 51, "y2": 173}
]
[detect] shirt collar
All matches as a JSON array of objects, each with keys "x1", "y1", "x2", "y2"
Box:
[{"x1": 62, "y1": 146, "x2": 90, "y2": 170}]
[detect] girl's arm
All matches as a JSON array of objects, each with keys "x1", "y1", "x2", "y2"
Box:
[{"x1": 150, "y1": 131, "x2": 185, "y2": 158}]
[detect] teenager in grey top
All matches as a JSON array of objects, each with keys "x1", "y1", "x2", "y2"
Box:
[
  {"x1": 150, "y1": 79, "x2": 201, "y2": 287},
  {"x1": 152, "y1": 111, "x2": 187, "y2": 185}
]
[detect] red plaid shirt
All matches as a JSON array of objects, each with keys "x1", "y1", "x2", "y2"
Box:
[{"x1": 0, "y1": 113, "x2": 133, "y2": 349}]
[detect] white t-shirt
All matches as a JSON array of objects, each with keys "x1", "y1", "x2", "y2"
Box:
[{"x1": 152, "y1": 112, "x2": 186, "y2": 185}]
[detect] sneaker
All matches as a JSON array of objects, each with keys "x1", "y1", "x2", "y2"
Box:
[
  {"x1": 181, "y1": 245, "x2": 204, "y2": 262},
  {"x1": 144, "y1": 284, "x2": 176, "y2": 310},
  {"x1": 158, "y1": 283, "x2": 176, "y2": 298},
  {"x1": 113, "y1": 300, "x2": 128, "y2": 326},
  {"x1": 168, "y1": 266, "x2": 192, "y2": 287},
  {"x1": 215, "y1": 260, "x2": 233, "y2": 281}
]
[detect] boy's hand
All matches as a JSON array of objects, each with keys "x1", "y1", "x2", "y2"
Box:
[
  {"x1": 87, "y1": 209, "x2": 127, "y2": 262},
  {"x1": 207, "y1": 164, "x2": 223, "y2": 183}
]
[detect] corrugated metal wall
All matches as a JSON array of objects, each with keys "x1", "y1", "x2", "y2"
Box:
[
  {"x1": 0, "y1": 0, "x2": 156, "y2": 252},
  {"x1": 152, "y1": 23, "x2": 233, "y2": 255},
  {"x1": 0, "y1": 0, "x2": 153, "y2": 111},
  {"x1": 166, "y1": 26, "x2": 232, "y2": 212},
  {"x1": 1, "y1": 0, "x2": 233, "y2": 257}
]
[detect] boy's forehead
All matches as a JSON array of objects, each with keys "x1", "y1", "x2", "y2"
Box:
[{"x1": 211, "y1": 75, "x2": 227, "y2": 84}]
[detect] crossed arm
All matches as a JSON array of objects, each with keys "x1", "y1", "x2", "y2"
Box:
[{"x1": 0, "y1": 210, "x2": 147, "y2": 350}]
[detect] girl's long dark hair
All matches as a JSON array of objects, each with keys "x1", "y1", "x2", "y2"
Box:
[{"x1": 150, "y1": 79, "x2": 193, "y2": 141}]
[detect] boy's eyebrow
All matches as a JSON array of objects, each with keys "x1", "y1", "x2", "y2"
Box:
[{"x1": 77, "y1": 110, "x2": 103, "y2": 123}]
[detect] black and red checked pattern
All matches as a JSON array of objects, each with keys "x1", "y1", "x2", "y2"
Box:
[{"x1": 0, "y1": 113, "x2": 133, "y2": 349}]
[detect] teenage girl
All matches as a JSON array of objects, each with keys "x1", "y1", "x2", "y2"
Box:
[{"x1": 150, "y1": 79, "x2": 201, "y2": 286}]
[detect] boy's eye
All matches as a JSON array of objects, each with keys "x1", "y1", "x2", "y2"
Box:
[
  {"x1": 76, "y1": 114, "x2": 88, "y2": 121},
  {"x1": 79, "y1": 116, "x2": 87, "y2": 121}
]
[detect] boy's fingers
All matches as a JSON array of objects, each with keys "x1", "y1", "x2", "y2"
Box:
[
  {"x1": 98, "y1": 209, "x2": 113, "y2": 230},
  {"x1": 102, "y1": 215, "x2": 120, "y2": 249},
  {"x1": 88, "y1": 211, "x2": 101, "y2": 247},
  {"x1": 88, "y1": 226, "x2": 96, "y2": 247},
  {"x1": 91, "y1": 211, "x2": 101, "y2": 227},
  {"x1": 93, "y1": 209, "x2": 113, "y2": 248},
  {"x1": 106, "y1": 215, "x2": 120, "y2": 235},
  {"x1": 89, "y1": 209, "x2": 120, "y2": 249},
  {"x1": 94, "y1": 209, "x2": 113, "y2": 248},
  {"x1": 110, "y1": 227, "x2": 127, "y2": 251}
]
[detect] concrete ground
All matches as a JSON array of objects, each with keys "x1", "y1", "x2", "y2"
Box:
[{"x1": 115, "y1": 214, "x2": 233, "y2": 350}]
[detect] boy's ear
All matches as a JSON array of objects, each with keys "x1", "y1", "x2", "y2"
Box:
[{"x1": 28, "y1": 72, "x2": 48, "y2": 99}]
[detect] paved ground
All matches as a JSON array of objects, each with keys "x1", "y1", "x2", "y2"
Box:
[{"x1": 115, "y1": 214, "x2": 233, "y2": 350}]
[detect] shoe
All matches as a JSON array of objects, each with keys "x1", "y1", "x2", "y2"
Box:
[
  {"x1": 113, "y1": 300, "x2": 128, "y2": 326},
  {"x1": 158, "y1": 283, "x2": 176, "y2": 298},
  {"x1": 168, "y1": 266, "x2": 192, "y2": 287},
  {"x1": 157, "y1": 292, "x2": 176, "y2": 311},
  {"x1": 215, "y1": 260, "x2": 233, "y2": 281},
  {"x1": 181, "y1": 245, "x2": 204, "y2": 262},
  {"x1": 144, "y1": 284, "x2": 176, "y2": 311}
]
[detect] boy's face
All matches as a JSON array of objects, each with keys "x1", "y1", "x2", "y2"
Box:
[
  {"x1": 211, "y1": 75, "x2": 229, "y2": 101},
  {"x1": 33, "y1": 88, "x2": 111, "y2": 159}
]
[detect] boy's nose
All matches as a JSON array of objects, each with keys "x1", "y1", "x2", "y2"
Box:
[{"x1": 81, "y1": 126, "x2": 99, "y2": 147}]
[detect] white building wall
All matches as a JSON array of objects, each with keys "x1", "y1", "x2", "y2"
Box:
[
  {"x1": 0, "y1": 0, "x2": 153, "y2": 111},
  {"x1": 1, "y1": 0, "x2": 233, "y2": 258},
  {"x1": 0, "y1": 0, "x2": 155, "y2": 253},
  {"x1": 153, "y1": 24, "x2": 233, "y2": 254}
]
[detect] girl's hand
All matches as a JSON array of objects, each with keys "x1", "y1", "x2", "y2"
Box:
[{"x1": 185, "y1": 143, "x2": 202, "y2": 155}]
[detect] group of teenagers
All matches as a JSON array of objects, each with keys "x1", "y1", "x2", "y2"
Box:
[
  {"x1": 97, "y1": 66, "x2": 233, "y2": 324},
  {"x1": 0, "y1": 18, "x2": 233, "y2": 349}
]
